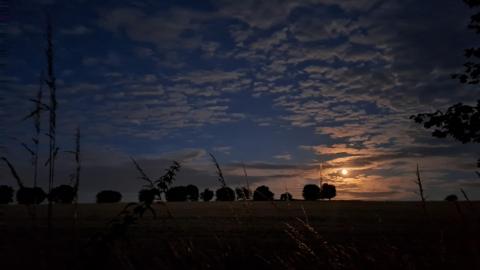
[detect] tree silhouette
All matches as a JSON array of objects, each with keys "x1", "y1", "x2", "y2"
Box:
[
  {"x1": 235, "y1": 186, "x2": 251, "y2": 200},
  {"x1": 303, "y1": 184, "x2": 321, "y2": 201},
  {"x1": 445, "y1": 194, "x2": 458, "y2": 201},
  {"x1": 411, "y1": 102, "x2": 480, "y2": 144},
  {"x1": 253, "y1": 185, "x2": 274, "y2": 201},
  {"x1": 280, "y1": 192, "x2": 293, "y2": 201},
  {"x1": 200, "y1": 188, "x2": 214, "y2": 202},
  {"x1": 17, "y1": 187, "x2": 46, "y2": 205},
  {"x1": 138, "y1": 188, "x2": 160, "y2": 204},
  {"x1": 0, "y1": 185, "x2": 14, "y2": 204},
  {"x1": 166, "y1": 186, "x2": 188, "y2": 201},
  {"x1": 452, "y1": 0, "x2": 480, "y2": 84},
  {"x1": 320, "y1": 183, "x2": 336, "y2": 200},
  {"x1": 411, "y1": 0, "x2": 480, "y2": 175},
  {"x1": 1, "y1": 157, "x2": 46, "y2": 204},
  {"x1": 96, "y1": 190, "x2": 122, "y2": 203},
  {"x1": 185, "y1": 184, "x2": 199, "y2": 201},
  {"x1": 216, "y1": 187, "x2": 235, "y2": 201},
  {"x1": 48, "y1": 185, "x2": 75, "y2": 204}
]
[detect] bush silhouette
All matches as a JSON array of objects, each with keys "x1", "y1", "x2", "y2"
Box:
[
  {"x1": 445, "y1": 194, "x2": 458, "y2": 202},
  {"x1": 280, "y1": 192, "x2": 293, "y2": 201},
  {"x1": 186, "y1": 184, "x2": 199, "y2": 201},
  {"x1": 166, "y1": 186, "x2": 188, "y2": 201},
  {"x1": 320, "y1": 183, "x2": 336, "y2": 200},
  {"x1": 139, "y1": 188, "x2": 160, "y2": 204},
  {"x1": 96, "y1": 190, "x2": 122, "y2": 203},
  {"x1": 49, "y1": 185, "x2": 75, "y2": 204},
  {"x1": 200, "y1": 188, "x2": 214, "y2": 202},
  {"x1": 17, "y1": 187, "x2": 46, "y2": 205},
  {"x1": 235, "y1": 187, "x2": 251, "y2": 200},
  {"x1": 0, "y1": 185, "x2": 14, "y2": 204},
  {"x1": 303, "y1": 184, "x2": 321, "y2": 201},
  {"x1": 253, "y1": 185, "x2": 274, "y2": 201},
  {"x1": 216, "y1": 187, "x2": 235, "y2": 201}
]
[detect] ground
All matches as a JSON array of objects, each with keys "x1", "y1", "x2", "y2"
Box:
[{"x1": 0, "y1": 201, "x2": 479, "y2": 270}]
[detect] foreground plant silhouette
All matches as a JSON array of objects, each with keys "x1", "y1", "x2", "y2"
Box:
[
  {"x1": 44, "y1": 15, "x2": 59, "y2": 236},
  {"x1": 209, "y1": 152, "x2": 235, "y2": 201},
  {"x1": 414, "y1": 164, "x2": 428, "y2": 215},
  {"x1": 133, "y1": 158, "x2": 181, "y2": 203},
  {"x1": 93, "y1": 159, "x2": 181, "y2": 244}
]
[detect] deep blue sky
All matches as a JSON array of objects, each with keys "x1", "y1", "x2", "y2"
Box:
[{"x1": 1, "y1": 0, "x2": 480, "y2": 201}]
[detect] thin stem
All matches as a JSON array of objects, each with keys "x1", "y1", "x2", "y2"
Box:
[
  {"x1": 415, "y1": 163, "x2": 427, "y2": 215},
  {"x1": 46, "y1": 14, "x2": 57, "y2": 237}
]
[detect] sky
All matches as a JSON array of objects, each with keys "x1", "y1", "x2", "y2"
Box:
[{"x1": 1, "y1": 0, "x2": 480, "y2": 202}]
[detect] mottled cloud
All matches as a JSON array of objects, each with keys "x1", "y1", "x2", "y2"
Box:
[{"x1": 2, "y1": 0, "x2": 480, "y2": 201}]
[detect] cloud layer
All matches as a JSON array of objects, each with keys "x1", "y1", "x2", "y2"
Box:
[{"x1": 1, "y1": 0, "x2": 480, "y2": 201}]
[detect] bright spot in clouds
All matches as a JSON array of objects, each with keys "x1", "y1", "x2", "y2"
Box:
[{"x1": 341, "y1": 169, "x2": 348, "y2": 176}]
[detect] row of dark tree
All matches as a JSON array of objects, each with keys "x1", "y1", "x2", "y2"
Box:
[
  {"x1": 0, "y1": 184, "x2": 77, "y2": 204},
  {"x1": 0, "y1": 183, "x2": 337, "y2": 204}
]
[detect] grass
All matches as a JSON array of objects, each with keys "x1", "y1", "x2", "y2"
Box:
[
  {"x1": 45, "y1": 14, "x2": 58, "y2": 237},
  {"x1": 414, "y1": 164, "x2": 428, "y2": 215},
  {"x1": 0, "y1": 201, "x2": 479, "y2": 270},
  {"x1": 209, "y1": 152, "x2": 226, "y2": 187}
]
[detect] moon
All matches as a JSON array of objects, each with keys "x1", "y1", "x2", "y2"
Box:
[{"x1": 341, "y1": 169, "x2": 348, "y2": 176}]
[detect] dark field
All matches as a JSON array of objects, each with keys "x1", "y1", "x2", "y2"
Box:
[{"x1": 1, "y1": 201, "x2": 479, "y2": 270}]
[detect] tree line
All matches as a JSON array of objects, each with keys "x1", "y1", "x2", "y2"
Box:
[{"x1": 0, "y1": 182, "x2": 337, "y2": 204}]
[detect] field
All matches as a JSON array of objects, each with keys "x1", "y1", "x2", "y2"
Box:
[{"x1": 1, "y1": 201, "x2": 479, "y2": 270}]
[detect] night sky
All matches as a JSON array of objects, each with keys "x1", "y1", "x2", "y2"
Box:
[{"x1": 1, "y1": 0, "x2": 479, "y2": 202}]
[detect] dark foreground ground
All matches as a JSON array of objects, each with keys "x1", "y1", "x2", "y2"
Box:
[{"x1": 1, "y1": 201, "x2": 479, "y2": 270}]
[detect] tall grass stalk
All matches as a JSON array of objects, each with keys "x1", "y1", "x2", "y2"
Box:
[
  {"x1": 0, "y1": 157, "x2": 25, "y2": 189},
  {"x1": 28, "y1": 73, "x2": 44, "y2": 189},
  {"x1": 242, "y1": 162, "x2": 249, "y2": 192},
  {"x1": 45, "y1": 14, "x2": 58, "y2": 237},
  {"x1": 131, "y1": 157, "x2": 154, "y2": 188},
  {"x1": 21, "y1": 72, "x2": 46, "y2": 228},
  {"x1": 73, "y1": 128, "x2": 81, "y2": 224},
  {"x1": 414, "y1": 163, "x2": 427, "y2": 215},
  {"x1": 209, "y1": 153, "x2": 226, "y2": 187},
  {"x1": 460, "y1": 188, "x2": 475, "y2": 212}
]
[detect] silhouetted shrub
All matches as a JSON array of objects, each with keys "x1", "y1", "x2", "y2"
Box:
[
  {"x1": 166, "y1": 186, "x2": 188, "y2": 201},
  {"x1": 280, "y1": 192, "x2": 293, "y2": 201},
  {"x1": 445, "y1": 194, "x2": 458, "y2": 202},
  {"x1": 186, "y1": 184, "x2": 199, "y2": 201},
  {"x1": 0, "y1": 185, "x2": 14, "y2": 204},
  {"x1": 253, "y1": 185, "x2": 274, "y2": 201},
  {"x1": 138, "y1": 188, "x2": 160, "y2": 204},
  {"x1": 303, "y1": 184, "x2": 321, "y2": 201},
  {"x1": 216, "y1": 187, "x2": 235, "y2": 201},
  {"x1": 96, "y1": 190, "x2": 122, "y2": 203},
  {"x1": 235, "y1": 187, "x2": 251, "y2": 200},
  {"x1": 49, "y1": 185, "x2": 75, "y2": 204},
  {"x1": 97, "y1": 190, "x2": 122, "y2": 203},
  {"x1": 200, "y1": 188, "x2": 214, "y2": 202},
  {"x1": 16, "y1": 187, "x2": 46, "y2": 205},
  {"x1": 320, "y1": 183, "x2": 336, "y2": 200}
]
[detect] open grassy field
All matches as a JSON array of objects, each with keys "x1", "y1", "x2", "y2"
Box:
[{"x1": 1, "y1": 201, "x2": 479, "y2": 270}]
